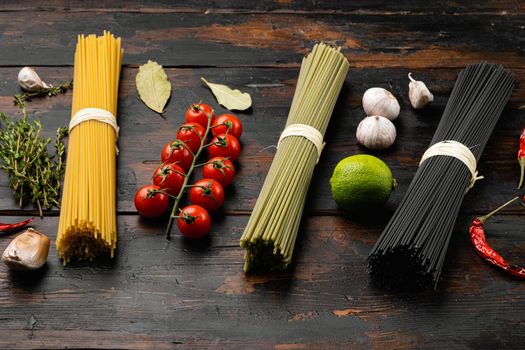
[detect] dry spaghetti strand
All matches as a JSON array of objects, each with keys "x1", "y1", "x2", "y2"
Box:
[
  {"x1": 240, "y1": 43, "x2": 349, "y2": 272},
  {"x1": 368, "y1": 62, "x2": 514, "y2": 290},
  {"x1": 56, "y1": 32, "x2": 123, "y2": 264}
]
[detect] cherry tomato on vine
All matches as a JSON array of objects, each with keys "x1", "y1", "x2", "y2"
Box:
[
  {"x1": 134, "y1": 185, "x2": 169, "y2": 218},
  {"x1": 161, "y1": 140, "x2": 194, "y2": 171},
  {"x1": 153, "y1": 163, "x2": 186, "y2": 196},
  {"x1": 189, "y1": 179, "x2": 225, "y2": 212},
  {"x1": 202, "y1": 157, "x2": 235, "y2": 187},
  {"x1": 208, "y1": 134, "x2": 241, "y2": 162},
  {"x1": 176, "y1": 122, "x2": 206, "y2": 153},
  {"x1": 177, "y1": 205, "x2": 211, "y2": 239},
  {"x1": 211, "y1": 114, "x2": 243, "y2": 139},
  {"x1": 185, "y1": 102, "x2": 215, "y2": 128}
]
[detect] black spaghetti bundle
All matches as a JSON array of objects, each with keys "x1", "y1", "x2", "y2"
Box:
[{"x1": 368, "y1": 62, "x2": 514, "y2": 290}]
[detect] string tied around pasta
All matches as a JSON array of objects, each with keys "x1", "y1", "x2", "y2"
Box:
[
  {"x1": 419, "y1": 140, "x2": 484, "y2": 191},
  {"x1": 277, "y1": 124, "x2": 325, "y2": 163},
  {"x1": 69, "y1": 108, "x2": 120, "y2": 154}
]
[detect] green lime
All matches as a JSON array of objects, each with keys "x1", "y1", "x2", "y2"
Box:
[{"x1": 329, "y1": 154, "x2": 396, "y2": 213}]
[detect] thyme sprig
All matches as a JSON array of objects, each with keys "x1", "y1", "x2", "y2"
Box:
[
  {"x1": 14, "y1": 80, "x2": 73, "y2": 109},
  {"x1": 0, "y1": 80, "x2": 71, "y2": 217}
]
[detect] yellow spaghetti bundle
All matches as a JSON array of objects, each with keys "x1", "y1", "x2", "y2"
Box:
[{"x1": 57, "y1": 31, "x2": 123, "y2": 264}]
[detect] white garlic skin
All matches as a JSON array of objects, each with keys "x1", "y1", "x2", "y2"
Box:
[
  {"x1": 362, "y1": 87, "x2": 400, "y2": 120},
  {"x1": 408, "y1": 73, "x2": 433, "y2": 109},
  {"x1": 17, "y1": 67, "x2": 51, "y2": 92},
  {"x1": 2, "y1": 228, "x2": 50, "y2": 271},
  {"x1": 356, "y1": 115, "x2": 397, "y2": 150}
]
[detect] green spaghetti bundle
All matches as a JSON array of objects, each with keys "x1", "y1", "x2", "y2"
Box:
[{"x1": 240, "y1": 43, "x2": 349, "y2": 272}]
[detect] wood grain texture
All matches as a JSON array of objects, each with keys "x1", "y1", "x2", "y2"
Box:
[
  {"x1": 0, "y1": 0, "x2": 522, "y2": 13},
  {"x1": 0, "y1": 214, "x2": 524, "y2": 349},
  {"x1": 0, "y1": 11, "x2": 523, "y2": 67},
  {"x1": 0, "y1": 1, "x2": 524, "y2": 349}
]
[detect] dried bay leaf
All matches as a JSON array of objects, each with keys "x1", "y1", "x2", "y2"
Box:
[
  {"x1": 136, "y1": 60, "x2": 171, "y2": 114},
  {"x1": 201, "y1": 77, "x2": 252, "y2": 111}
]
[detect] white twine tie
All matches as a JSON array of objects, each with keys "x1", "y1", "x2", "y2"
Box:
[
  {"x1": 419, "y1": 140, "x2": 483, "y2": 192},
  {"x1": 69, "y1": 108, "x2": 119, "y2": 155},
  {"x1": 277, "y1": 124, "x2": 325, "y2": 163}
]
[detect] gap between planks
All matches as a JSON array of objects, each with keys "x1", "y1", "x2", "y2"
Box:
[{"x1": 0, "y1": 7, "x2": 522, "y2": 16}]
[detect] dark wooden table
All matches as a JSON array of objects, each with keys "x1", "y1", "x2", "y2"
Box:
[{"x1": 0, "y1": 1, "x2": 524, "y2": 349}]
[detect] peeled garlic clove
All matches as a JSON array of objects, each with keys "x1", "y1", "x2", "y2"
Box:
[
  {"x1": 362, "y1": 87, "x2": 400, "y2": 120},
  {"x1": 2, "y1": 228, "x2": 50, "y2": 271},
  {"x1": 356, "y1": 115, "x2": 397, "y2": 150},
  {"x1": 17, "y1": 67, "x2": 52, "y2": 92},
  {"x1": 408, "y1": 73, "x2": 433, "y2": 109}
]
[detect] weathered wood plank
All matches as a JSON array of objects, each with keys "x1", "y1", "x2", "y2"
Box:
[
  {"x1": 0, "y1": 67, "x2": 523, "y2": 216},
  {"x1": 0, "y1": 12, "x2": 522, "y2": 67},
  {"x1": 0, "y1": 214, "x2": 524, "y2": 349},
  {"x1": 0, "y1": 3, "x2": 522, "y2": 350},
  {"x1": 0, "y1": 0, "x2": 522, "y2": 14}
]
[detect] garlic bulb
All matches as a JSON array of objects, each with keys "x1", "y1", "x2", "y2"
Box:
[
  {"x1": 356, "y1": 115, "x2": 397, "y2": 150},
  {"x1": 408, "y1": 73, "x2": 433, "y2": 109},
  {"x1": 17, "y1": 67, "x2": 51, "y2": 92},
  {"x1": 362, "y1": 87, "x2": 400, "y2": 120},
  {"x1": 2, "y1": 228, "x2": 50, "y2": 271}
]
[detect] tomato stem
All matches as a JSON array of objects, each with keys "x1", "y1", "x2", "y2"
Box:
[
  {"x1": 210, "y1": 122, "x2": 229, "y2": 129},
  {"x1": 170, "y1": 140, "x2": 195, "y2": 157},
  {"x1": 152, "y1": 189, "x2": 178, "y2": 200},
  {"x1": 180, "y1": 124, "x2": 204, "y2": 141},
  {"x1": 165, "y1": 110, "x2": 214, "y2": 239},
  {"x1": 184, "y1": 185, "x2": 206, "y2": 189},
  {"x1": 192, "y1": 162, "x2": 210, "y2": 168}
]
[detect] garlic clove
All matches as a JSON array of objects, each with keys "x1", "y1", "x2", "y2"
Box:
[
  {"x1": 17, "y1": 67, "x2": 52, "y2": 92},
  {"x1": 362, "y1": 87, "x2": 400, "y2": 120},
  {"x1": 2, "y1": 228, "x2": 50, "y2": 271},
  {"x1": 408, "y1": 73, "x2": 433, "y2": 109},
  {"x1": 356, "y1": 115, "x2": 397, "y2": 150}
]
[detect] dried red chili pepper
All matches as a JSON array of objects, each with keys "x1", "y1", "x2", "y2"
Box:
[
  {"x1": 0, "y1": 217, "x2": 33, "y2": 233},
  {"x1": 517, "y1": 128, "x2": 525, "y2": 189},
  {"x1": 469, "y1": 196, "x2": 525, "y2": 278}
]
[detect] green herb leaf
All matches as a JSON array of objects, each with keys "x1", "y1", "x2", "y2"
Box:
[
  {"x1": 136, "y1": 60, "x2": 171, "y2": 114},
  {"x1": 0, "y1": 111, "x2": 67, "y2": 217},
  {"x1": 0, "y1": 75, "x2": 71, "y2": 217},
  {"x1": 201, "y1": 77, "x2": 252, "y2": 111},
  {"x1": 14, "y1": 81, "x2": 72, "y2": 109}
]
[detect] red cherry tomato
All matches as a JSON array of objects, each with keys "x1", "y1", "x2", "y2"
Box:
[
  {"x1": 208, "y1": 134, "x2": 241, "y2": 162},
  {"x1": 212, "y1": 114, "x2": 243, "y2": 139},
  {"x1": 134, "y1": 185, "x2": 169, "y2": 218},
  {"x1": 177, "y1": 205, "x2": 211, "y2": 239},
  {"x1": 153, "y1": 163, "x2": 186, "y2": 196},
  {"x1": 185, "y1": 102, "x2": 215, "y2": 128},
  {"x1": 176, "y1": 122, "x2": 206, "y2": 153},
  {"x1": 160, "y1": 140, "x2": 194, "y2": 171},
  {"x1": 202, "y1": 157, "x2": 235, "y2": 187},
  {"x1": 189, "y1": 179, "x2": 225, "y2": 212}
]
